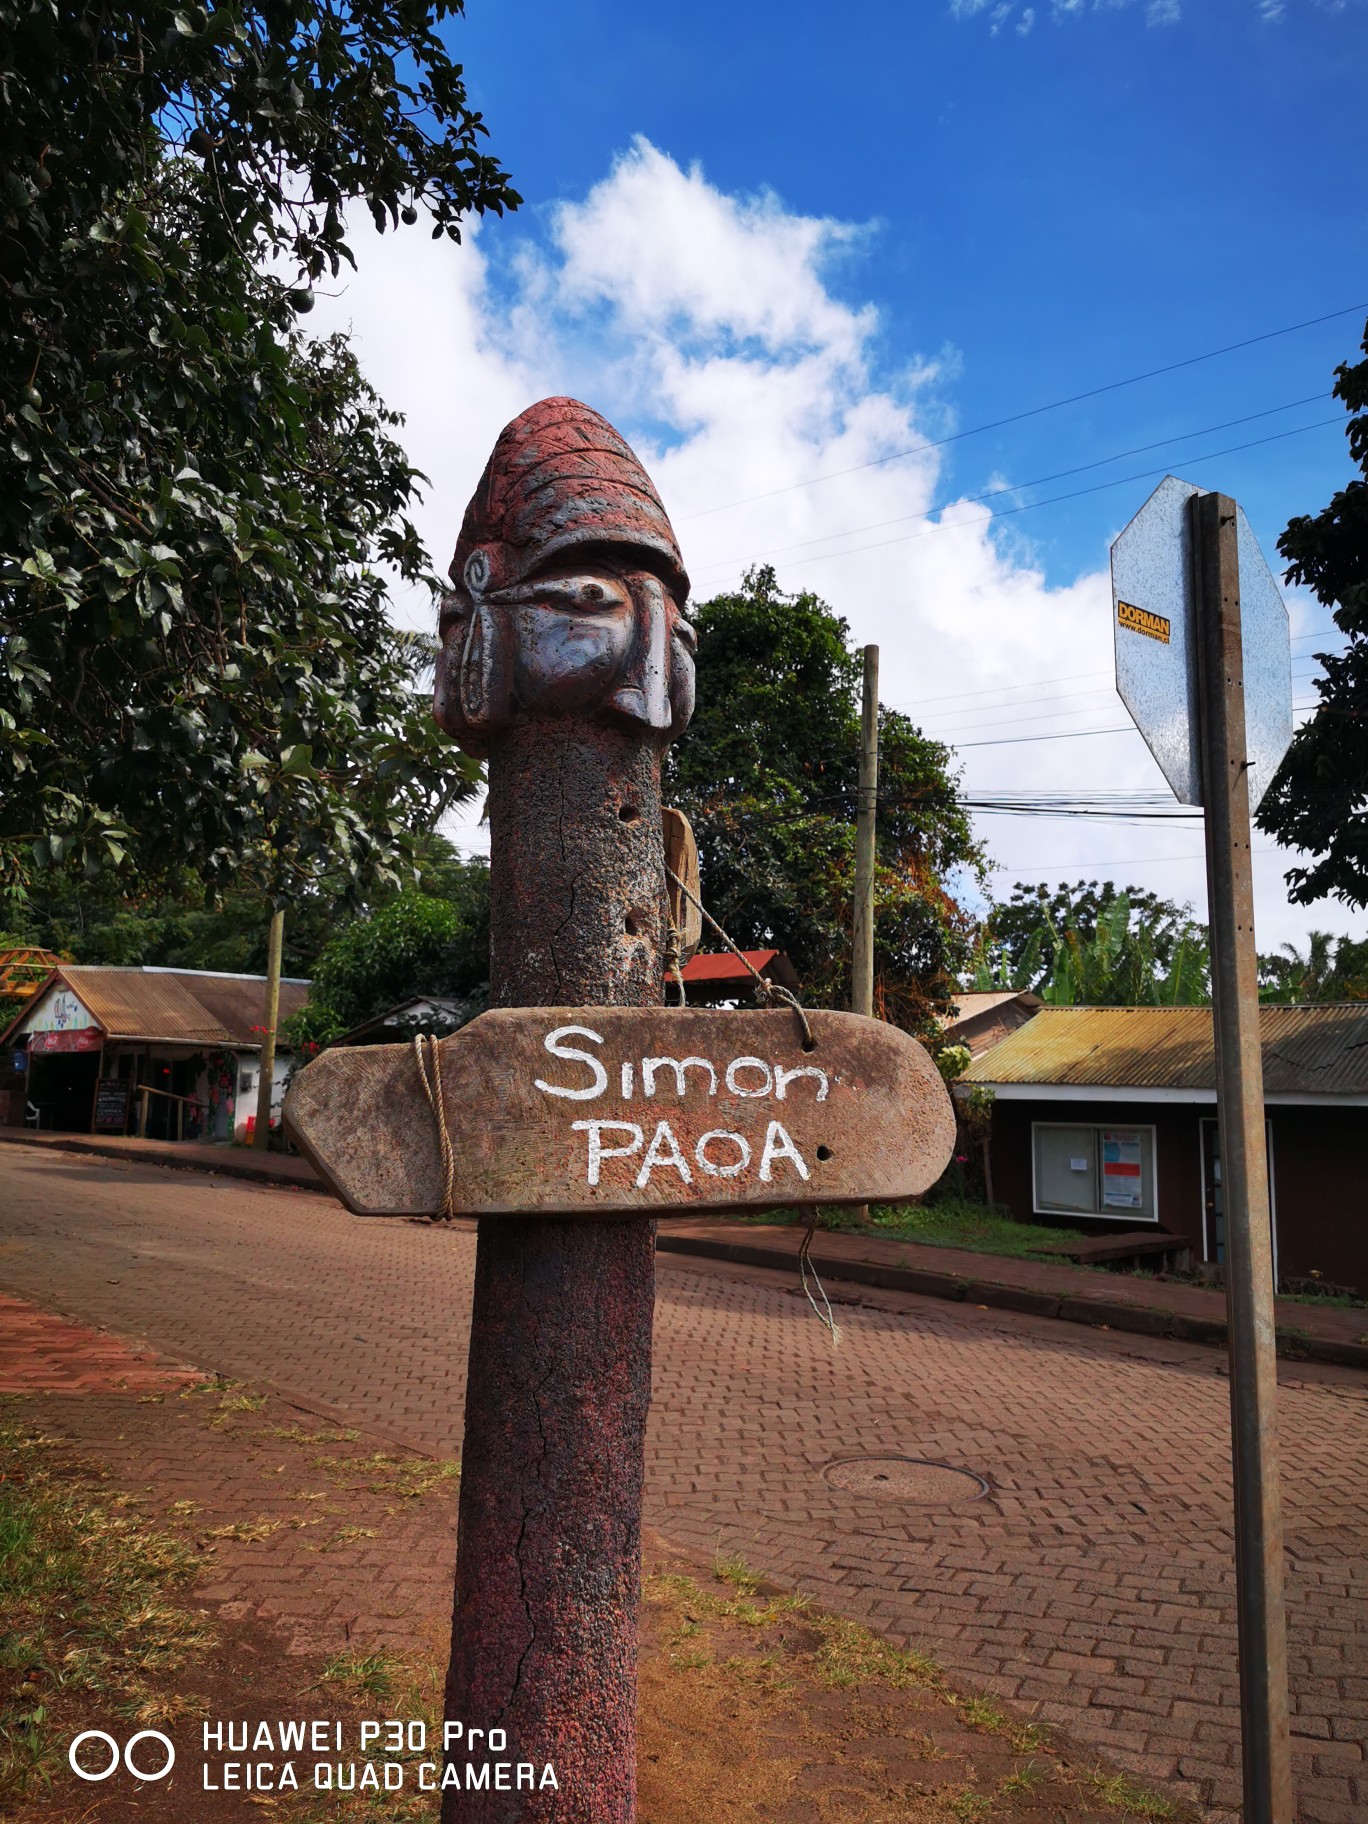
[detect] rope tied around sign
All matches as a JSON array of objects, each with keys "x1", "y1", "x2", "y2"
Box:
[
  {"x1": 663, "y1": 864, "x2": 815, "y2": 1052},
  {"x1": 663, "y1": 862, "x2": 838, "y2": 1345},
  {"x1": 413, "y1": 1033, "x2": 457, "y2": 1222}
]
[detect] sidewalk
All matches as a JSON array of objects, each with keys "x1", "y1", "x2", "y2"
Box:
[
  {"x1": 657, "y1": 1219, "x2": 1368, "y2": 1369},
  {"x1": 0, "y1": 1123, "x2": 322, "y2": 1189},
  {"x1": 4, "y1": 1126, "x2": 1364, "y2": 1368}
]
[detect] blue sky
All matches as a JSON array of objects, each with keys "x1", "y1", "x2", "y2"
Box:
[
  {"x1": 317, "y1": 0, "x2": 1367, "y2": 949},
  {"x1": 453, "y1": 0, "x2": 1364, "y2": 580}
]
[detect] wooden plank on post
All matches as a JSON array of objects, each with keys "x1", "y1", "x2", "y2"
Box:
[{"x1": 285, "y1": 1005, "x2": 956, "y2": 1219}]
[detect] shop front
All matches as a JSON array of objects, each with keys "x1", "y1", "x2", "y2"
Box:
[{"x1": 1, "y1": 965, "x2": 310, "y2": 1144}]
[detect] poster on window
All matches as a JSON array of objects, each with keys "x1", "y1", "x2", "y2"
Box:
[{"x1": 1101, "y1": 1131, "x2": 1144, "y2": 1209}]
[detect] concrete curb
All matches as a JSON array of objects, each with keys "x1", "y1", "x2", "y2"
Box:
[{"x1": 655, "y1": 1232, "x2": 1368, "y2": 1373}]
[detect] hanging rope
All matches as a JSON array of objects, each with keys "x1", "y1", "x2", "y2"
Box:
[
  {"x1": 413, "y1": 1033, "x2": 457, "y2": 1221},
  {"x1": 798, "y1": 1217, "x2": 842, "y2": 1347},
  {"x1": 662, "y1": 862, "x2": 838, "y2": 1345},
  {"x1": 664, "y1": 864, "x2": 814, "y2": 1051}
]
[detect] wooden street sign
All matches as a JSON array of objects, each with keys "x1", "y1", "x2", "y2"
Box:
[{"x1": 284, "y1": 1006, "x2": 955, "y2": 1219}]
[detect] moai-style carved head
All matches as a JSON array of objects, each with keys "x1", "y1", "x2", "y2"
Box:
[{"x1": 433, "y1": 398, "x2": 697, "y2": 757}]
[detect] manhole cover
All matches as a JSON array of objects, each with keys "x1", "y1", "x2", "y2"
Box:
[{"x1": 823, "y1": 1456, "x2": 988, "y2": 1503}]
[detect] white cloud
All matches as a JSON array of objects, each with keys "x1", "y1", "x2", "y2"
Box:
[{"x1": 309, "y1": 140, "x2": 1355, "y2": 953}]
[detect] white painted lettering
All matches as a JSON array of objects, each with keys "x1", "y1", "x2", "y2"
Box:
[
  {"x1": 642, "y1": 1056, "x2": 718, "y2": 1098},
  {"x1": 573, "y1": 1120, "x2": 644, "y2": 1186},
  {"x1": 621, "y1": 1060, "x2": 633, "y2": 1097},
  {"x1": 636, "y1": 1121, "x2": 693, "y2": 1188},
  {"x1": 694, "y1": 1129, "x2": 751, "y2": 1178},
  {"x1": 759, "y1": 1120, "x2": 810, "y2": 1182},
  {"x1": 725, "y1": 1056, "x2": 773, "y2": 1097},
  {"x1": 774, "y1": 1064, "x2": 829, "y2": 1101},
  {"x1": 535, "y1": 1026, "x2": 608, "y2": 1101}
]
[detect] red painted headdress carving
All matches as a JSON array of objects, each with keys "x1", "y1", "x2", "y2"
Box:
[{"x1": 448, "y1": 397, "x2": 689, "y2": 605}]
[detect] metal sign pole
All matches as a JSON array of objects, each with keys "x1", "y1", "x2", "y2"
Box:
[{"x1": 1191, "y1": 490, "x2": 1293, "y2": 1824}]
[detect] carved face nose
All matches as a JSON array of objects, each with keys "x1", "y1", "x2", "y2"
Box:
[{"x1": 609, "y1": 573, "x2": 673, "y2": 731}]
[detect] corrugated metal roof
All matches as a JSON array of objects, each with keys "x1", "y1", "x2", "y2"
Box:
[
  {"x1": 2, "y1": 966, "x2": 310, "y2": 1048},
  {"x1": 965, "y1": 1004, "x2": 1368, "y2": 1096},
  {"x1": 938, "y1": 990, "x2": 1041, "y2": 1028},
  {"x1": 682, "y1": 949, "x2": 781, "y2": 983}
]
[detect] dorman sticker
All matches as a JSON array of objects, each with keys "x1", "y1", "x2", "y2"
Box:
[{"x1": 1117, "y1": 600, "x2": 1170, "y2": 644}]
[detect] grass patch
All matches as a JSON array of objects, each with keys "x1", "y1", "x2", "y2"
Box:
[
  {"x1": 204, "y1": 1517, "x2": 282, "y2": 1543},
  {"x1": 812, "y1": 1613, "x2": 940, "y2": 1691},
  {"x1": 318, "y1": 1648, "x2": 404, "y2": 1702},
  {"x1": 1089, "y1": 1770, "x2": 1179, "y2": 1818},
  {"x1": 746, "y1": 1196, "x2": 1088, "y2": 1261},
  {"x1": 311, "y1": 1451, "x2": 459, "y2": 1501},
  {"x1": 266, "y1": 1424, "x2": 361, "y2": 1444},
  {"x1": 0, "y1": 1409, "x2": 211, "y2": 1805}
]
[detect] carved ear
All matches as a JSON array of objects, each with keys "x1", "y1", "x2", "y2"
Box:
[
  {"x1": 463, "y1": 548, "x2": 492, "y2": 598},
  {"x1": 459, "y1": 601, "x2": 513, "y2": 733}
]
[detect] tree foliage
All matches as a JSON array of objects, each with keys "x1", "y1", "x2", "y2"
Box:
[
  {"x1": 1258, "y1": 931, "x2": 1368, "y2": 1003},
  {"x1": 2, "y1": 0, "x2": 516, "y2": 895},
  {"x1": 1257, "y1": 318, "x2": 1368, "y2": 907},
  {"x1": 973, "y1": 881, "x2": 1210, "y2": 1006},
  {"x1": 285, "y1": 867, "x2": 490, "y2": 1048},
  {"x1": 3, "y1": 831, "x2": 478, "y2": 983},
  {"x1": 664, "y1": 566, "x2": 984, "y2": 1033}
]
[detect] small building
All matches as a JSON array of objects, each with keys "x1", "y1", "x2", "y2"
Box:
[
  {"x1": 0, "y1": 965, "x2": 309, "y2": 1143},
  {"x1": 964, "y1": 1003, "x2": 1368, "y2": 1295},
  {"x1": 938, "y1": 989, "x2": 1042, "y2": 1058},
  {"x1": 336, "y1": 996, "x2": 472, "y2": 1046},
  {"x1": 679, "y1": 949, "x2": 800, "y2": 1005}
]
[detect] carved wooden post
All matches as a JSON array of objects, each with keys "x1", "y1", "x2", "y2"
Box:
[{"x1": 432, "y1": 399, "x2": 697, "y2": 1821}]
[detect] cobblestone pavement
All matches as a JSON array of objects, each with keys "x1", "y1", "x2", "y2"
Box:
[{"x1": 2, "y1": 1147, "x2": 1365, "y2": 1820}]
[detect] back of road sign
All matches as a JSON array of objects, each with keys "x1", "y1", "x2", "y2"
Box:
[{"x1": 1111, "y1": 477, "x2": 1292, "y2": 810}]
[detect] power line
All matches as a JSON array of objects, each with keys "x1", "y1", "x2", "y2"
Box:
[
  {"x1": 692, "y1": 394, "x2": 1323, "y2": 572},
  {"x1": 922, "y1": 687, "x2": 1320, "y2": 742},
  {"x1": 879, "y1": 627, "x2": 1341, "y2": 715},
  {"x1": 680, "y1": 301, "x2": 1366, "y2": 522},
  {"x1": 691, "y1": 415, "x2": 1343, "y2": 577},
  {"x1": 984, "y1": 848, "x2": 1281, "y2": 873}
]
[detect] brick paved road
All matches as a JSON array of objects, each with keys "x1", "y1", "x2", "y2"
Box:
[{"x1": 1, "y1": 1147, "x2": 1364, "y2": 1820}]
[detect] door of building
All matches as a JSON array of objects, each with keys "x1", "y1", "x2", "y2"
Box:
[{"x1": 1200, "y1": 1117, "x2": 1277, "y2": 1283}]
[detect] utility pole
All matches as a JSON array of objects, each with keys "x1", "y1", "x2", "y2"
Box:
[
  {"x1": 253, "y1": 905, "x2": 284, "y2": 1150},
  {"x1": 1191, "y1": 491, "x2": 1293, "y2": 1824},
  {"x1": 851, "y1": 643, "x2": 880, "y2": 1019}
]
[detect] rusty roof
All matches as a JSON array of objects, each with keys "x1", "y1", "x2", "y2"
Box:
[
  {"x1": 965, "y1": 1004, "x2": 1368, "y2": 1096},
  {"x1": 0, "y1": 966, "x2": 309, "y2": 1049},
  {"x1": 938, "y1": 990, "x2": 1042, "y2": 1029},
  {"x1": 682, "y1": 949, "x2": 780, "y2": 984}
]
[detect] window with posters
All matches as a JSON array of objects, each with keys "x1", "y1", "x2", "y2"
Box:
[{"x1": 1032, "y1": 1123, "x2": 1157, "y2": 1222}]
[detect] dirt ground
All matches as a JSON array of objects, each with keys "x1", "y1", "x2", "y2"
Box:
[{"x1": 0, "y1": 1381, "x2": 1192, "y2": 1824}]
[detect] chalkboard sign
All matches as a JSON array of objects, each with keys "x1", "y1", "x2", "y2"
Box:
[{"x1": 93, "y1": 1079, "x2": 131, "y2": 1134}]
